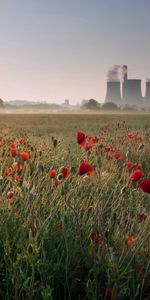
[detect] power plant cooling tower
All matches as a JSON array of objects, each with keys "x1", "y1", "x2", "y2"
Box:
[
  {"x1": 105, "y1": 81, "x2": 121, "y2": 105},
  {"x1": 122, "y1": 79, "x2": 142, "y2": 105},
  {"x1": 105, "y1": 65, "x2": 148, "y2": 107},
  {"x1": 145, "y1": 81, "x2": 150, "y2": 101}
]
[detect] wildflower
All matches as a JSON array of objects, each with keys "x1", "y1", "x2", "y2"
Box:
[
  {"x1": 103, "y1": 146, "x2": 111, "y2": 152},
  {"x1": 18, "y1": 164, "x2": 23, "y2": 173},
  {"x1": 88, "y1": 136, "x2": 95, "y2": 144},
  {"x1": 89, "y1": 232, "x2": 105, "y2": 244},
  {"x1": 49, "y1": 169, "x2": 57, "y2": 178},
  {"x1": 114, "y1": 153, "x2": 124, "y2": 160},
  {"x1": 127, "y1": 161, "x2": 135, "y2": 173},
  {"x1": 127, "y1": 132, "x2": 134, "y2": 140},
  {"x1": 130, "y1": 169, "x2": 144, "y2": 182},
  {"x1": 10, "y1": 143, "x2": 16, "y2": 149},
  {"x1": 98, "y1": 137, "x2": 106, "y2": 142},
  {"x1": 125, "y1": 235, "x2": 137, "y2": 246},
  {"x1": 14, "y1": 175, "x2": 20, "y2": 181},
  {"x1": 7, "y1": 192, "x2": 15, "y2": 202},
  {"x1": 84, "y1": 144, "x2": 93, "y2": 151},
  {"x1": 78, "y1": 161, "x2": 94, "y2": 175},
  {"x1": 20, "y1": 151, "x2": 29, "y2": 161},
  {"x1": 102, "y1": 129, "x2": 109, "y2": 135},
  {"x1": 4, "y1": 168, "x2": 12, "y2": 177},
  {"x1": 60, "y1": 167, "x2": 69, "y2": 179},
  {"x1": 59, "y1": 223, "x2": 64, "y2": 231},
  {"x1": 139, "y1": 179, "x2": 150, "y2": 194},
  {"x1": 10, "y1": 147, "x2": 18, "y2": 157},
  {"x1": 76, "y1": 131, "x2": 86, "y2": 147},
  {"x1": 18, "y1": 137, "x2": 25, "y2": 144},
  {"x1": 137, "y1": 212, "x2": 148, "y2": 222},
  {"x1": 137, "y1": 163, "x2": 142, "y2": 169}
]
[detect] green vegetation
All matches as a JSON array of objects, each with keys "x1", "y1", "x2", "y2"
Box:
[{"x1": 0, "y1": 113, "x2": 150, "y2": 300}]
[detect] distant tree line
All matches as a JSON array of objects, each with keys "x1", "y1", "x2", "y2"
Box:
[
  {"x1": 0, "y1": 99, "x2": 4, "y2": 108},
  {"x1": 0, "y1": 98, "x2": 149, "y2": 111},
  {"x1": 81, "y1": 99, "x2": 120, "y2": 110}
]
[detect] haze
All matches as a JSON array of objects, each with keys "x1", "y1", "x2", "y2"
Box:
[{"x1": 0, "y1": 0, "x2": 150, "y2": 104}]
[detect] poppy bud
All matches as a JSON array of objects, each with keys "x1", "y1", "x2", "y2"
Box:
[
  {"x1": 20, "y1": 152, "x2": 29, "y2": 161},
  {"x1": 76, "y1": 131, "x2": 86, "y2": 147}
]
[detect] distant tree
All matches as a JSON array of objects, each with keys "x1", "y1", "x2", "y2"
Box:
[
  {"x1": 101, "y1": 102, "x2": 120, "y2": 110},
  {"x1": 122, "y1": 105, "x2": 137, "y2": 111},
  {"x1": 0, "y1": 99, "x2": 4, "y2": 109},
  {"x1": 81, "y1": 99, "x2": 100, "y2": 110}
]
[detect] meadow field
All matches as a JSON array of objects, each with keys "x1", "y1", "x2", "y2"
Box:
[{"x1": 0, "y1": 113, "x2": 150, "y2": 300}]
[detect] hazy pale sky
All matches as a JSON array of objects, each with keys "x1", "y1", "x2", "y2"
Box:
[{"x1": 0, "y1": 0, "x2": 150, "y2": 103}]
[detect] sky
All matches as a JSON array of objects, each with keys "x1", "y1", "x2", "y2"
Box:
[{"x1": 0, "y1": 0, "x2": 150, "y2": 104}]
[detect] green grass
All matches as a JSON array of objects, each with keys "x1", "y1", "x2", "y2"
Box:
[{"x1": 0, "y1": 113, "x2": 150, "y2": 300}]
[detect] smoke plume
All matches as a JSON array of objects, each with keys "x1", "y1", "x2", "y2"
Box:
[{"x1": 107, "y1": 65, "x2": 121, "y2": 82}]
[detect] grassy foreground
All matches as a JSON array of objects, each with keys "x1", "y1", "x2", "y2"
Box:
[{"x1": 0, "y1": 113, "x2": 150, "y2": 300}]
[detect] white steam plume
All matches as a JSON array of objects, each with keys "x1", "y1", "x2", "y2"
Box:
[{"x1": 107, "y1": 65, "x2": 121, "y2": 82}]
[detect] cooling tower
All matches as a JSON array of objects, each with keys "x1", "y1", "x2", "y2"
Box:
[
  {"x1": 122, "y1": 79, "x2": 142, "y2": 105},
  {"x1": 105, "y1": 81, "x2": 121, "y2": 105},
  {"x1": 145, "y1": 81, "x2": 150, "y2": 101}
]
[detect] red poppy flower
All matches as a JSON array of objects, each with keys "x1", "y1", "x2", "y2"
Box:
[
  {"x1": 18, "y1": 164, "x2": 23, "y2": 172},
  {"x1": 84, "y1": 144, "x2": 93, "y2": 152},
  {"x1": 102, "y1": 129, "x2": 109, "y2": 135},
  {"x1": 18, "y1": 137, "x2": 25, "y2": 144},
  {"x1": 136, "y1": 135, "x2": 144, "y2": 142},
  {"x1": 49, "y1": 169, "x2": 57, "y2": 178},
  {"x1": 60, "y1": 167, "x2": 69, "y2": 179},
  {"x1": 139, "y1": 179, "x2": 150, "y2": 194},
  {"x1": 114, "y1": 153, "x2": 124, "y2": 160},
  {"x1": 10, "y1": 148, "x2": 18, "y2": 157},
  {"x1": 10, "y1": 143, "x2": 16, "y2": 149},
  {"x1": 7, "y1": 193, "x2": 15, "y2": 202},
  {"x1": 20, "y1": 151, "x2": 29, "y2": 161},
  {"x1": 127, "y1": 161, "x2": 135, "y2": 173},
  {"x1": 130, "y1": 169, "x2": 144, "y2": 182},
  {"x1": 78, "y1": 161, "x2": 94, "y2": 175},
  {"x1": 4, "y1": 168, "x2": 12, "y2": 177},
  {"x1": 94, "y1": 136, "x2": 99, "y2": 143},
  {"x1": 76, "y1": 131, "x2": 86, "y2": 147},
  {"x1": 98, "y1": 137, "x2": 106, "y2": 142},
  {"x1": 137, "y1": 163, "x2": 142, "y2": 169},
  {"x1": 88, "y1": 136, "x2": 95, "y2": 144},
  {"x1": 103, "y1": 146, "x2": 111, "y2": 153},
  {"x1": 14, "y1": 175, "x2": 20, "y2": 181},
  {"x1": 127, "y1": 132, "x2": 134, "y2": 140},
  {"x1": 89, "y1": 232, "x2": 105, "y2": 244},
  {"x1": 125, "y1": 235, "x2": 137, "y2": 246},
  {"x1": 137, "y1": 212, "x2": 148, "y2": 222}
]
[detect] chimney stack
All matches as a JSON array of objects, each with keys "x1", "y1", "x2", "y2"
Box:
[{"x1": 145, "y1": 81, "x2": 150, "y2": 100}]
